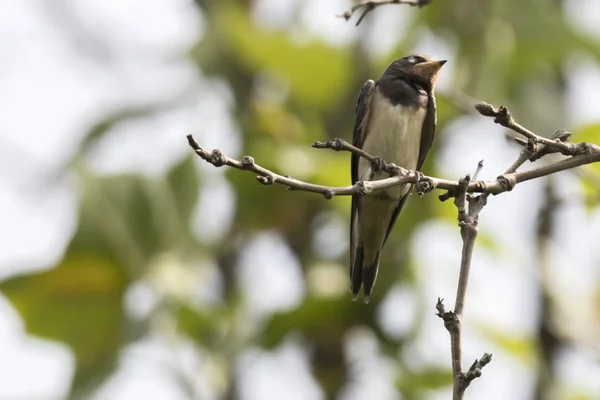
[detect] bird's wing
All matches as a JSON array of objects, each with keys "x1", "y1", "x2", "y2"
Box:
[
  {"x1": 382, "y1": 94, "x2": 436, "y2": 245},
  {"x1": 350, "y1": 80, "x2": 375, "y2": 279},
  {"x1": 351, "y1": 80, "x2": 375, "y2": 184},
  {"x1": 417, "y1": 94, "x2": 437, "y2": 171}
]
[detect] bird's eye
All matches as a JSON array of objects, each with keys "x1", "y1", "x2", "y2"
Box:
[{"x1": 408, "y1": 57, "x2": 416, "y2": 63}]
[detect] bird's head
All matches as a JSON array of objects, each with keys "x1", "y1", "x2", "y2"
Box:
[{"x1": 383, "y1": 55, "x2": 447, "y2": 92}]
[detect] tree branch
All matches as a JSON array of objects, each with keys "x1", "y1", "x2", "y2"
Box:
[
  {"x1": 437, "y1": 295, "x2": 493, "y2": 399},
  {"x1": 187, "y1": 133, "x2": 600, "y2": 201},
  {"x1": 338, "y1": 0, "x2": 433, "y2": 26},
  {"x1": 475, "y1": 103, "x2": 584, "y2": 157},
  {"x1": 504, "y1": 138, "x2": 536, "y2": 174},
  {"x1": 436, "y1": 172, "x2": 492, "y2": 400}
]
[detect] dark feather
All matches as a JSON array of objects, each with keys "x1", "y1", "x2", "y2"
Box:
[
  {"x1": 351, "y1": 80, "x2": 375, "y2": 183},
  {"x1": 417, "y1": 94, "x2": 437, "y2": 171},
  {"x1": 350, "y1": 80, "x2": 375, "y2": 293}
]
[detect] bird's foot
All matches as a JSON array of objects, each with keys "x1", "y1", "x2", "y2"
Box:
[
  {"x1": 414, "y1": 170, "x2": 425, "y2": 182},
  {"x1": 415, "y1": 175, "x2": 434, "y2": 196},
  {"x1": 370, "y1": 156, "x2": 385, "y2": 175}
]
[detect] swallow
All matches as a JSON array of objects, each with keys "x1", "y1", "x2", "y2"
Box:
[{"x1": 350, "y1": 55, "x2": 446, "y2": 303}]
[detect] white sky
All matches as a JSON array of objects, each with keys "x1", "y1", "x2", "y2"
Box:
[{"x1": 1, "y1": 0, "x2": 600, "y2": 399}]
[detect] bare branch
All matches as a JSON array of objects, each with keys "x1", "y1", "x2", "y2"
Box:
[
  {"x1": 472, "y1": 160, "x2": 484, "y2": 181},
  {"x1": 463, "y1": 354, "x2": 493, "y2": 388},
  {"x1": 436, "y1": 174, "x2": 491, "y2": 400},
  {"x1": 313, "y1": 138, "x2": 400, "y2": 176},
  {"x1": 504, "y1": 138, "x2": 536, "y2": 174},
  {"x1": 187, "y1": 135, "x2": 425, "y2": 199},
  {"x1": 338, "y1": 0, "x2": 433, "y2": 26},
  {"x1": 454, "y1": 178, "x2": 485, "y2": 316},
  {"x1": 529, "y1": 129, "x2": 573, "y2": 162},
  {"x1": 475, "y1": 103, "x2": 585, "y2": 157},
  {"x1": 188, "y1": 132, "x2": 600, "y2": 201},
  {"x1": 436, "y1": 299, "x2": 492, "y2": 399}
]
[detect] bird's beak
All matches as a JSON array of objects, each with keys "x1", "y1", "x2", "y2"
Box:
[{"x1": 413, "y1": 60, "x2": 447, "y2": 77}]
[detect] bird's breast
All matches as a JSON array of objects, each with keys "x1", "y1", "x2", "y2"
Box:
[{"x1": 359, "y1": 90, "x2": 427, "y2": 199}]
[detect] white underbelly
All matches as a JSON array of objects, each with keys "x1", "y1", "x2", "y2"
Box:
[{"x1": 359, "y1": 93, "x2": 426, "y2": 199}]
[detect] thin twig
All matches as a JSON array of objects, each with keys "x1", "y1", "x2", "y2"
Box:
[
  {"x1": 187, "y1": 135, "x2": 422, "y2": 199},
  {"x1": 436, "y1": 300, "x2": 492, "y2": 400},
  {"x1": 454, "y1": 179, "x2": 483, "y2": 316},
  {"x1": 436, "y1": 175, "x2": 491, "y2": 400},
  {"x1": 529, "y1": 129, "x2": 572, "y2": 162},
  {"x1": 475, "y1": 103, "x2": 581, "y2": 156},
  {"x1": 337, "y1": 0, "x2": 433, "y2": 26},
  {"x1": 312, "y1": 138, "x2": 400, "y2": 175},
  {"x1": 187, "y1": 135, "x2": 600, "y2": 200},
  {"x1": 504, "y1": 138, "x2": 536, "y2": 174},
  {"x1": 472, "y1": 160, "x2": 484, "y2": 181}
]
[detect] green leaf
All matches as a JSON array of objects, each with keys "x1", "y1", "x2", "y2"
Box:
[
  {"x1": 572, "y1": 123, "x2": 600, "y2": 209},
  {"x1": 574, "y1": 123, "x2": 600, "y2": 144},
  {"x1": 480, "y1": 325, "x2": 535, "y2": 363},
  {"x1": 79, "y1": 107, "x2": 161, "y2": 155},
  {"x1": 398, "y1": 367, "x2": 453, "y2": 395},
  {"x1": 201, "y1": 2, "x2": 351, "y2": 110},
  {"x1": 166, "y1": 155, "x2": 201, "y2": 226},
  {"x1": 71, "y1": 174, "x2": 157, "y2": 276},
  {"x1": 262, "y1": 298, "x2": 358, "y2": 348},
  {"x1": 0, "y1": 254, "x2": 127, "y2": 395},
  {"x1": 0, "y1": 167, "x2": 202, "y2": 396},
  {"x1": 176, "y1": 304, "x2": 224, "y2": 348}
]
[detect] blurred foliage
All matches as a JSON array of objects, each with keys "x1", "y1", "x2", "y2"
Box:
[
  {"x1": 0, "y1": 255, "x2": 125, "y2": 394},
  {"x1": 2, "y1": 0, "x2": 600, "y2": 399}
]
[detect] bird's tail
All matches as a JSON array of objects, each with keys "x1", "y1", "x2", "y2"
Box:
[{"x1": 350, "y1": 245, "x2": 381, "y2": 304}]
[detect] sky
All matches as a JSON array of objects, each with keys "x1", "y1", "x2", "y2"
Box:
[{"x1": 1, "y1": 0, "x2": 600, "y2": 399}]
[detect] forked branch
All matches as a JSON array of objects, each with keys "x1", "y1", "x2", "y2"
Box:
[{"x1": 338, "y1": 0, "x2": 434, "y2": 26}]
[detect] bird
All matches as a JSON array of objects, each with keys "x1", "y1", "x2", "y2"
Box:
[{"x1": 350, "y1": 55, "x2": 446, "y2": 303}]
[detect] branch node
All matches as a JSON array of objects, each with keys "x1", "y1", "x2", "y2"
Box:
[
  {"x1": 240, "y1": 156, "x2": 255, "y2": 168},
  {"x1": 323, "y1": 189, "x2": 334, "y2": 200},
  {"x1": 576, "y1": 142, "x2": 593, "y2": 156},
  {"x1": 435, "y1": 297, "x2": 445, "y2": 314},
  {"x1": 386, "y1": 162, "x2": 401, "y2": 175},
  {"x1": 529, "y1": 129, "x2": 572, "y2": 161},
  {"x1": 494, "y1": 106, "x2": 513, "y2": 127},
  {"x1": 210, "y1": 149, "x2": 226, "y2": 167},
  {"x1": 256, "y1": 175, "x2": 275, "y2": 186},
  {"x1": 554, "y1": 128, "x2": 572, "y2": 142},
  {"x1": 435, "y1": 298, "x2": 460, "y2": 333},
  {"x1": 474, "y1": 102, "x2": 496, "y2": 117},
  {"x1": 371, "y1": 156, "x2": 385, "y2": 175},
  {"x1": 358, "y1": 181, "x2": 371, "y2": 196},
  {"x1": 461, "y1": 353, "x2": 493, "y2": 389},
  {"x1": 439, "y1": 191, "x2": 454, "y2": 202},
  {"x1": 495, "y1": 174, "x2": 516, "y2": 193},
  {"x1": 526, "y1": 138, "x2": 537, "y2": 153}
]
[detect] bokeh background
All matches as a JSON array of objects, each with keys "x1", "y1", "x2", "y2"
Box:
[{"x1": 2, "y1": 0, "x2": 600, "y2": 399}]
